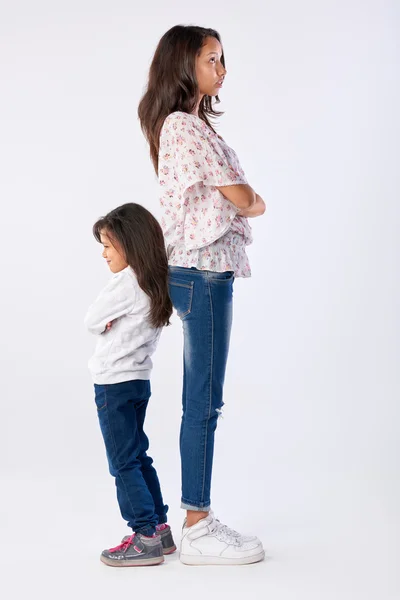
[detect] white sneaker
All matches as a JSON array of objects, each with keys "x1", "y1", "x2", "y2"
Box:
[{"x1": 180, "y1": 511, "x2": 265, "y2": 565}]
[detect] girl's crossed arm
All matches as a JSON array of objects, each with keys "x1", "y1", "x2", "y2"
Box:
[
  {"x1": 216, "y1": 185, "x2": 266, "y2": 218},
  {"x1": 84, "y1": 272, "x2": 135, "y2": 335}
]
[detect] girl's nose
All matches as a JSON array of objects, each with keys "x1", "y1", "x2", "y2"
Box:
[{"x1": 218, "y1": 63, "x2": 227, "y2": 77}]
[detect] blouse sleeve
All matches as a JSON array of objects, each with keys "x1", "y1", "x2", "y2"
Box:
[
  {"x1": 159, "y1": 113, "x2": 247, "y2": 250},
  {"x1": 161, "y1": 113, "x2": 247, "y2": 190}
]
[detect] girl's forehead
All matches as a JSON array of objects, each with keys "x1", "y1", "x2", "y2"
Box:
[
  {"x1": 100, "y1": 230, "x2": 111, "y2": 243},
  {"x1": 201, "y1": 37, "x2": 222, "y2": 54}
]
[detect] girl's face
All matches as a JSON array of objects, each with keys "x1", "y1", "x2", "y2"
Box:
[
  {"x1": 195, "y1": 36, "x2": 226, "y2": 99},
  {"x1": 100, "y1": 230, "x2": 128, "y2": 273}
]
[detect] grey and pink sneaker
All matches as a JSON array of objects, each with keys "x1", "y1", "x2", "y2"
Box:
[
  {"x1": 155, "y1": 524, "x2": 177, "y2": 555},
  {"x1": 121, "y1": 524, "x2": 176, "y2": 556},
  {"x1": 101, "y1": 532, "x2": 164, "y2": 567}
]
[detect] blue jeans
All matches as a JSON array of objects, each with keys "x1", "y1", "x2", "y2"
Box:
[
  {"x1": 94, "y1": 379, "x2": 168, "y2": 536},
  {"x1": 168, "y1": 266, "x2": 234, "y2": 511}
]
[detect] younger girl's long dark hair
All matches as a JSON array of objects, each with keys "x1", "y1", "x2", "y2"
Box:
[
  {"x1": 93, "y1": 203, "x2": 173, "y2": 328},
  {"x1": 138, "y1": 24, "x2": 224, "y2": 173}
]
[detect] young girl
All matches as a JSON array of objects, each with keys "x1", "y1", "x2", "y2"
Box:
[
  {"x1": 85, "y1": 202, "x2": 176, "y2": 567},
  {"x1": 139, "y1": 25, "x2": 266, "y2": 565}
]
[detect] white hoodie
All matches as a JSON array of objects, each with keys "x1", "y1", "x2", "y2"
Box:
[{"x1": 84, "y1": 267, "x2": 161, "y2": 385}]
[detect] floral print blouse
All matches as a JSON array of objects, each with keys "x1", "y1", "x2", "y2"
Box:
[{"x1": 158, "y1": 111, "x2": 253, "y2": 277}]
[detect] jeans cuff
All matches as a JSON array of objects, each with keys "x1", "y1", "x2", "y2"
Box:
[
  {"x1": 181, "y1": 500, "x2": 211, "y2": 512},
  {"x1": 157, "y1": 515, "x2": 168, "y2": 525},
  {"x1": 135, "y1": 525, "x2": 156, "y2": 537}
]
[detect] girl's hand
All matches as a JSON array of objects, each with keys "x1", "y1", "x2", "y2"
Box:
[{"x1": 105, "y1": 321, "x2": 113, "y2": 332}]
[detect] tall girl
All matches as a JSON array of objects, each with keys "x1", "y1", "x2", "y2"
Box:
[{"x1": 139, "y1": 26, "x2": 266, "y2": 565}]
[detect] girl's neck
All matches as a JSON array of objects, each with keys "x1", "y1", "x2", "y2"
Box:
[{"x1": 193, "y1": 95, "x2": 204, "y2": 117}]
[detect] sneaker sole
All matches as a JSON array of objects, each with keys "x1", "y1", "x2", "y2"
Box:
[
  {"x1": 163, "y1": 544, "x2": 177, "y2": 555},
  {"x1": 100, "y1": 555, "x2": 165, "y2": 567},
  {"x1": 180, "y1": 549, "x2": 265, "y2": 566}
]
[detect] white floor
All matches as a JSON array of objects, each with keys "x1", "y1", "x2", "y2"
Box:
[{"x1": 2, "y1": 473, "x2": 399, "y2": 600}]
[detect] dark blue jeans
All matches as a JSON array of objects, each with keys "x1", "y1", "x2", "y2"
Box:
[
  {"x1": 94, "y1": 379, "x2": 168, "y2": 536},
  {"x1": 168, "y1": 266, "x2": 234, "y2": 511}
]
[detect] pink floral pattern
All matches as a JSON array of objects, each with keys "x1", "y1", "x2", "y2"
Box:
[{"x1": 159, "y1": 111, "x2": 253, "y2": 277}]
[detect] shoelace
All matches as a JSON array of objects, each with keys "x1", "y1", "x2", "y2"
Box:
[
  {"x1": 215, "y1": 518, "x2": 243, "y2": 539},
  {"x1": 109, "y1": 533, "x2": 136, "y2": 553},
  {"x1": 210, "y1": 521, "x2": 241, "y2": 545}
]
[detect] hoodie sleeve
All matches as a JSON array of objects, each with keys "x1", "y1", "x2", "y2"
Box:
[{"x1": 84, "y1": 271, "x2": 136, "y2": 335}]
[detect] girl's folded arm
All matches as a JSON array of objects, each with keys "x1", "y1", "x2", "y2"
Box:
[
  {"x1": 216, "y1": 184, "x2": 256, "y2": 210},
  {"x1": 84, "y1": 274, "x2": 135, "y2": 335}
]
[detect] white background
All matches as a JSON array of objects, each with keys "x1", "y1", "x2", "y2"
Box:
[{"x1": 0, "y1": 1, "x2": 399, "y2": 598}]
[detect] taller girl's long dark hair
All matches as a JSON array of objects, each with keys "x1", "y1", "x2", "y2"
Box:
[
  {"x1": 138, "y1": 24, "x2": 225, "y2": 173},
  {"x1": 93, "y1": 203, "x2": 173, "y2": 328}
]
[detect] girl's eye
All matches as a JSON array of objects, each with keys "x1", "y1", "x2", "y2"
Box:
[{"x1": 210, "y1": 57, "x2": 216, "y2": 63}]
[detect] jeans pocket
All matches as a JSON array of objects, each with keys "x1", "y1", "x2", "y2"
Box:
[
  {"x1": 94, "y1": 385, "x2": 107, "y2": 411},
  {"x1": 211, "y1": 271, "x2": 235, "y2": 283},
  {"x1": 168, "y1": 278, "x2": 194, "y2": 319}
]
